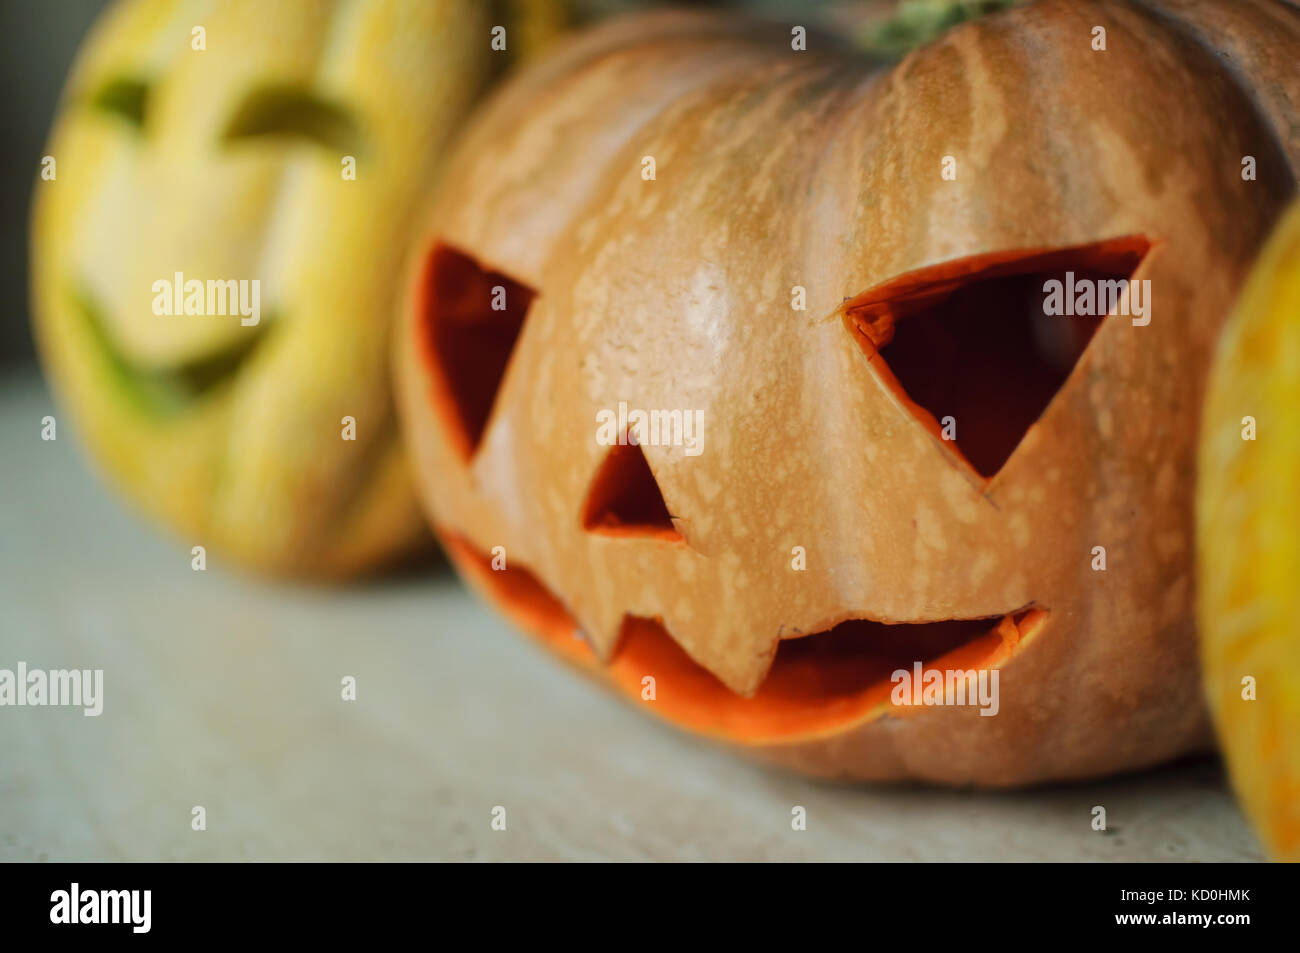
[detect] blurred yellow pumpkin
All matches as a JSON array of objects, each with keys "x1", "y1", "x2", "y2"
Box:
[
  {"x1": 1198, "y1": 200, "x2": 1300, "y2": 861},
  {"x1": 30, "y1": 0, "x2": 566, "y2": 576}
]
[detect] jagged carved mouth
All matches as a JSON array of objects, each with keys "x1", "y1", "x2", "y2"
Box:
[{"x1": 442, "y1": 534, "x2": 1046, "y2": 742}]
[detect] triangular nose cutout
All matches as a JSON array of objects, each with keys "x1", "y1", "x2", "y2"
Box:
[
  {"x1": 583, "y1": 441, "x2": 681, "y2": 541},
  {"x1": 419, "y1": 243, "x2": 536, "y2": 461},
  {"x1": 844, "y1": 236, "x2": 1151, "y2": 479}
]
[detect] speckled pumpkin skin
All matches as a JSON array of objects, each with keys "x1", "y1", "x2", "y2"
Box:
[
  {"x1": 31, "y1": 0, "x2": 565, "y2": 576},
  {"x1": 397, "y1": 2, "x2": 1300, "y2": 784}
]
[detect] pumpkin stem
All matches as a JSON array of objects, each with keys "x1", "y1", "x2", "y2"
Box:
[{"x1": 859, "y1": 0, "x2": 1025, "y2": 56}]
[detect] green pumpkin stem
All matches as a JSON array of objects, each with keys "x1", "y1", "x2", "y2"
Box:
[{"x1": 860, "y1": 0, "x2": 1026, "y2": 56}]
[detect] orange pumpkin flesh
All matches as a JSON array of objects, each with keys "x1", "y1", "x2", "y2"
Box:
[{"x1": 397, "y1": 5, "x2": 1300, "y2": 784}]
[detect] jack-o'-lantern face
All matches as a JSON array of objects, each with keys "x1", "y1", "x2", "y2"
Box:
[
  {"x1": 395, "y1": 6, "x2": 1300, "y2": 783},
  {"x1": 32, "y1": 0, "x2": 562, "y2": 575}
]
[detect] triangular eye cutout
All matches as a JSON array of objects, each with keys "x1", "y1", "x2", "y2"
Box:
[
  {"x1": 843, "y1": 237, "x2": 1151, "y2": 479},
  {"x1": 583, "y1": 442, "x2": 682, "y2": 541},
  {"x1": 418, "y1": 243, "x2": 536, "y2": 461}
]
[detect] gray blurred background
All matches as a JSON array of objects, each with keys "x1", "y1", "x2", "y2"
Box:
[{"x1": 0, "y1": 0, "x2": 108, "y2": 371}]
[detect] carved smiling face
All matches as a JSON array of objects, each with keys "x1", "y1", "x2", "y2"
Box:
[
  {"x1": 396, "y1": 5, "x2": 1300, "y2": 783},
  {"x1": 31, "y1": 0, "x2": 539, "y2": 575}
]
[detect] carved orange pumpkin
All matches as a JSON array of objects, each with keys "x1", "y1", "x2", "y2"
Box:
[{"x1": 396, "y1": 4, "x2": 1300, "y2": 784}]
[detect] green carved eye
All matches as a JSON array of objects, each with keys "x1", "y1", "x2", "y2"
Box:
[
  {"x1": 222, "y1": 85, "x2": 361, "y2": 154},
  {"x1": 88, "y1": 75, "x2": 150, "y2": 130}
]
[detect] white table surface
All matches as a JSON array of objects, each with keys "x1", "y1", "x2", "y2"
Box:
[{"x1": 0, "y1": 370, "x2": 1264, "y2": 862}]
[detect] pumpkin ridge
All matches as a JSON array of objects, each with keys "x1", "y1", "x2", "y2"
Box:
[{"x1": 1131, "y1": 0, "x2": 1300, "y2": 172}]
